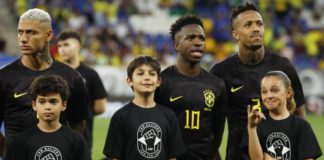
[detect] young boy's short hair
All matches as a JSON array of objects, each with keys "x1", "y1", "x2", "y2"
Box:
[
  {"x1": 30, "y1": 74, "x2": 70, "y2": 101},
  {"x1": 127, "y1": 56, "x2": 161, "y2": 79}
]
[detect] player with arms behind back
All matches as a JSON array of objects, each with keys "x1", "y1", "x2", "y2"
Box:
[
  {"x1": 210, "y1": 3, "x2": 306, "y2": 159},
  {"x1": 155, "y1": 15, "x2": 227, "y2": 160},
  {"x1": 0, "y1": 8, "x2": 88, "y2": 156}
]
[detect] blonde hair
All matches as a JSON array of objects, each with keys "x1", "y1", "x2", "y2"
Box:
[
  {"x1": 19, "y1": 8, "x2": 51, "y2": 24},
  {"x1": 262, "y1": 71, "x2": 296, "y2": 112}
]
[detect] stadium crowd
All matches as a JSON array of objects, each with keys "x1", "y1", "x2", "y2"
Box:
[{"x1": 2, "y1": 0, "x2": 324, "y2": 69}]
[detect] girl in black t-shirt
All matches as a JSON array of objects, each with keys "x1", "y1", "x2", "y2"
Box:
[{"x1": 247, "y1": 71, "x2": 322, "y2": 160}]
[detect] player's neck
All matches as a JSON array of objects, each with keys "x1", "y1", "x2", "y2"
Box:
[
  {"x1": 238, "y1": 46, "x2": 265, "y2": 65},
  {"x1": 269, "y1": 107, "x2": 290, "y2": 120},
  {"x1": 176, "y1": 59, "x2": 201, "y2": 77},
  {"x1": 21, "y1": 53, "x2": 53, "y2": 71},
  {"x1": 37, "y1": 121, "x2": 62, "y2": 133},
  {"x1": 132, "y1": 93, "x2": 156, "y2": 108},
  {"x1": 65, "y1": 58, "x2": 80, "y2": 69}
]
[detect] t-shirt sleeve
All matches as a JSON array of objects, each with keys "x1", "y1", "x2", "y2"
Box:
[
  {"x1": 67, "y1": 75, "x2": 89, "y2": 122},
  {"x1": 103, "y1": 112, "x2": 124, "y2": 158},
  {"x1": 90, "y1": 71, "x2": 107, "y2": 99},
  {"x1": 167, "y1": 111, "x2": 186, "y2": 158},
  {"x1": 282, "y1": 59, "x2": 305, "y2": 108},
  {"x1": 297, "y1": 120, "x2": 322, "y2": 159}
]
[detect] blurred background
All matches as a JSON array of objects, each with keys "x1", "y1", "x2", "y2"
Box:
[{"x1": 0, "y1": 0, "x2": 323, "y2": 159}]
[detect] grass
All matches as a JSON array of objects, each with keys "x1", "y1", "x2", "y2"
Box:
[{"x1": 92, "y1": 115, "x2": 324, "y2": 160}]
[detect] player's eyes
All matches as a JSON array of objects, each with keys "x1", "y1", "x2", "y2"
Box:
[{"x1": 136, "y1": 72, "x2": 144, "y2": 75}]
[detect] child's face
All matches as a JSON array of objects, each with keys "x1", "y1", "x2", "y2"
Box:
[
  {"x1": 127, "y1": 64, "x2": 161, "y2": 95},
  {"x1": 261, "y1": 76, "x2": 292, "y2": 111},
  {"x1": 32, "y1": 93, "x2": 66, "y2": 122}
]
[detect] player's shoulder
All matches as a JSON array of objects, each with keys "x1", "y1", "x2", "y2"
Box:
[
  {"x1": 210, "y1": 53, "x2": 238, "y2": 73},
  {"x1": 78, "y1": 63, "x2": 97, "y2": 73},
  {"x1": 0, "y1": 59, "x2": 20, "y2": 74},
  {"x1": 265, "y1": 50, "x2": 290, "y2": 64},
  {"x1": 111, "y1": 102, "x2": 133, "y2": 118},
  {"x1": 201, "y1": 68, "x2": 226, "y2": 85},
  {"x1": 161, "y1": 65, "x2": 177, "y2": 76},
  {"x1": 290, "y1": 114, "x2": 311, "y2": 128},
  {"x1": 52, "y1": 60, "x2": 84, "y2": 81}
]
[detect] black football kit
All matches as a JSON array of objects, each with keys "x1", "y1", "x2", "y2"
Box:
[
  {"x1": 0, "y1": 59, "x2": 89, "y2": 138},
  {"x1": 210, "y1": 51, "x2": 305, "y2": 160},
  {"x1": 155, "y1": 65, "x2": 227, "y2": 160}
]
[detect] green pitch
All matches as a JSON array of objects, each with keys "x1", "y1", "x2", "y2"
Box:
[{"x1": 92, "y1": 115, "x2": 324, "y2": 160}]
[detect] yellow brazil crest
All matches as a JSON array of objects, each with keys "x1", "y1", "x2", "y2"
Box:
[{"x1": 203, "y1": 90, "x2": 215, "y2": 111}]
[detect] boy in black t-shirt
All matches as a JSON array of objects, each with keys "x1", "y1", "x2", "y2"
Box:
[
  {"x1": 247, "y1": 71, "x2": 322, "y2": 160},
  {"x1": 5, "y1": 75, "x2": 90, "y2": 160},
  {"x1": 103, "y1": 56, "x2": 186, "y2": 160}
]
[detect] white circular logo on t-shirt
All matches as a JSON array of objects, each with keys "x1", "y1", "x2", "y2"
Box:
[
  {"x1": 34, "y1": 146, "x2": 62, "y2": 160},
  {"x1": 266, "y1": 132, "x2": 291, "y2": 160},
  {"x1": 137, "y1": 122, "x2": 162, "y2": 158}
]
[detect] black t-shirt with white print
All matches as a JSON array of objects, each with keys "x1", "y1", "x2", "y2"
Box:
[
  {"x1": 257, "y1": 114, "x2": 322, "y2": 160},
  {"x1": 103, "y1": 102, "x2": 186, "y2": 160},
  {"x1": 6, "y1": 125, "x2": 90, "y2": 160}
]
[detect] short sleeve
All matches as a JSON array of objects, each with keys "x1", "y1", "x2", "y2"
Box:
[
  {"x1": 67, "y1": 75, "x2": 89, "y2": 122},
  {"x1": 167, "y1": 111, "x2": 186, "y2": 158},
  {"x1": 103, "y1": 112, "x2": 124, "y2": 159},
  {"x1": 89, "y1": 71, "x2": 107, "y2": 100},
  {"x1": 297, "y1": 121, "x2": 322, "y2": 159}
]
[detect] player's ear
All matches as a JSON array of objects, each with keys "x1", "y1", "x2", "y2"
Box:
[
  {"x1": 232, "y1": 30, "x2": 239, "y2": 41},
  {"x1": 126, "y1": 77, "x2": 133, "y2": 87},
  {"x1": 61, "y1": 101, "x2": 67, "y2": 111},
  {"x1": 174, "y1": 41, "x2": 179, "y2": 52},
  {"x1": 156, "y1": 77, "x2": 162, "y2": 87},
  {"x1": 32, "y1": 100, "x2": 37, "y2": 111},
  {"x1": 46, "y1": 30, "x2": 53, "y2": 42},
  {"x1": 287, "y1": 87, "x2": 293, "y2": 99}
]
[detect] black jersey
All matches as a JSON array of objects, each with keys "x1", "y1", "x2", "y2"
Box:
[
  {"x1": 6, "y1": 125, "x2": 90, "y2": 160},
  {"x1": 0, "y1": 59, "x2": 89, "y2": 138},
  {"x1": 257, "y1": 114, "x2": 322, "y2": 160},
  {"x1": 103, "y1": 102, "x2": 185, "y2": 159},
  {"x1": 210, "y1": 51, "x2": 305, "y2": 160},
  {"x1": 77, "y1": 63, "x2": 107, "y2": 150},
  {"x1": 155, "y1": 65, "x2": 227, "y2": 159}
]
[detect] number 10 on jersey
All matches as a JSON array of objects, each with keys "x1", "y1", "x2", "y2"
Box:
[{"x1": 184, "y1": 110, "x2": 200, "y2": 129}]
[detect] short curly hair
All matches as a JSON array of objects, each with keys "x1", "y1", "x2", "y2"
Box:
[
  {"x1": 169, "y1": 15, "x2": 204, "y2": 42},
  {"x1": 231, "y1": 2, "x2": 259, "y2": 31},
  {"x1": 31, "y1": 74, "x2": 70, "y2": 102}
]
